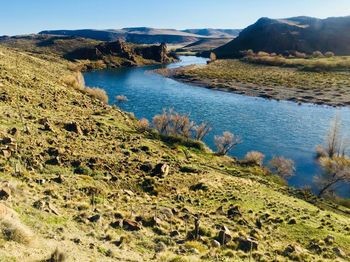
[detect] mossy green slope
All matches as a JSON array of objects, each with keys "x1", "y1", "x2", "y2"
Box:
[{"x1": 0, "y1": 46, "x2": 350, "y2": 261}]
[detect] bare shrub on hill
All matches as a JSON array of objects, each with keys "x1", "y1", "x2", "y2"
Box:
[
  {"x1": 269, "y1": 156, "x2": 295, "y2": 180},
  {"x1": 84, "y1": 87, "x2": 109, "y2": 104},
  {"x1": 214, "y1": 131, "x2": 241, "y2": 155},
  {"x1": 153, "y1": 108, "x2": 211, "y2": 141}
]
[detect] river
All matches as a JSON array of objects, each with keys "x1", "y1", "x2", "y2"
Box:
[{"x1": 84, "y1": 56, "x2": 350, "y2": 196}]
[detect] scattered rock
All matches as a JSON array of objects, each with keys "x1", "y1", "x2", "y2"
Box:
[
  {"x1": 324, "y1": 234, "x2": 335, "y2": 245},
  {"x1": 283, "y1": 244, "x2": 307, "y2": 257},
  {"x1": 140, "y1": 162, "x2": 153, "y2": 172},
  {"x1": 155, "y1": 241, "x2": 167, "y2": 253},
  {"x1": 288, "y1": 218, "x2": 297, "y2": 225},
  {"x1": 52, "y1": 174, "x2": 65, "y2": 184},
  {"x1": 88, "y1": 214, "x2": 101, "y2": 223},
  {"x1": 333, "y1": 247, "x2": 347, "y2": 258},
  {"x1": 33, "y1": 200, "x2": 46, "y2": 210},
  {"x1": 211, "y1": 239, "x2": 221, "y2": 248},
  {"x1": 218, "y1": 226, "x2": 232, "y2": 245},
  {"x1": 236, "y1": 236, "x2": 258, "y2": 253},
  {"x1": 170, "y1": 230, "x2": 180, "y2": 237},
  {"x1": 64, "y1": 122, "x2": 83, "y2": 135},
  {"x1": 190, "y1": 182, "x2": 209, "y2": 191},
  {"x1": 0, "y1": 188, "x2": 11, "y2": 200},
  {"x1": 152, "y1": 163, "x2": 169, "y2": 177},
  {"x1": 227, "y1": 205, "x2": 241, "y2": 218},
  {"x1": 122, "y1": 219, "x2": 142, "y2": 231},
  {"x1": 47, "y1": 202, "x2": 60, "y2": 215}
]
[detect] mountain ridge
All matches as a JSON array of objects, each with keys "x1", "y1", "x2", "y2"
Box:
[
  {"x1": 215, "y1": 15, "x2": 350, "y2": 57},
  {"x1": 39, "y1": 27, "x2": 241, "y2": 45}
]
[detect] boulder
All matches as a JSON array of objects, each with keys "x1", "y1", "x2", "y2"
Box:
[
  {"x1": 64, "y1": 122, "x2": 83, "y2": 135},
  {"x1": 218, "y1": 226, "x2": 233, "y2": 245},
  {"x1": 236, "y1": 236, "x2": 258, "y2": 253},
  {"x1": 227, "y1": 205, "x2": 241, "y2": 218},
  {"x1": 211, "y1": 239, "x2": 221, "y2": 248},
  {"x1": 140, "y1": 162, "x2": 153, "y2": 172},
  {"x1": 152, "y1": 163, "x2": 169, "y2": 177},
  {"x1": 0, "y1": 188, "x2": 11, "y2": 200},
  {"x1": 122, "y1": 219, "x2": 142, "y2": 231},
  {"x1": 324, "y1": 234, "x2": 335, "y2": 245},
  {"x1": 88, "y1": 214, "x2": 101, "y2": 223},
  {"x1": 333, "y1": 247, "x2": 347, "y2": 258}
]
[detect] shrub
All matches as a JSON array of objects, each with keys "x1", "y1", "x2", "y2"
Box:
[
  {"x1": 116, "y1": 95, "x2": 128, "y2": 102},
  {"x1": 209, "y1": 52, "x2": 217, "y2": 62},
  {"x1": 244, "y1": 151, "x2": 265, "y2": 166},
  {"x1": 294, "y1": 51, "x2": 307, "y2": 58},
  {"x1": 62, "y1": 72, "x2": 85, "y2": 90},
  {"x1": 269, "y1": 156, "x2": 295, "y2": 180},
  {"x1": 84, "y1": 87, "x2": 109, "y2": 104},
  {"x1": 0, "y1": 213, "x2": 34, "y2": 245},
  {"x1": 137, "y1": 118, "x2": 150, "y2": 132},
  {"x1": 314, "y1": 156, "x2": 350, "y2": 197},
  {"x1": 312, "y1": 51, "x2": 324, "y2": 58},
  {"x1": 257, "y1": 51, "x2": 270, "y2": 57},
  {"x1": 214, "y1": 131, "x2": 241, "y2": 155},
  {"x1": 153, "y1": 108, "x2": 195, "y2": 138},
  {"x1": 194, "y1": 122, "x2": 211, "y2": 141},
  {"x1": 324, "y1": 51, "x2": 335, "y2": 58}
]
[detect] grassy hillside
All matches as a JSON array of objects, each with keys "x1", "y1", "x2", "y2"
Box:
[{"x1": 1, "y1": 46, "x2": 350, "y2": 261}]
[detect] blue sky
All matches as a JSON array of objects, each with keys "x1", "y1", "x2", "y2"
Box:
[{"x1": 1, "y1": 0, "x2": 350, "y2": 35}]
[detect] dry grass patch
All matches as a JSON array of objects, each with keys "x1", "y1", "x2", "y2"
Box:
[{"x1": 0, "y1": 204, "x2": 34, "y2": 245}]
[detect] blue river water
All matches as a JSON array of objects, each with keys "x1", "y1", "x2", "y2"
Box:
[{"x1": 84, "y1": 56, "x2": 350, "y2": 196}]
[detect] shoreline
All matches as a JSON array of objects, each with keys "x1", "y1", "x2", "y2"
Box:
[{"x1": 157, "y1": 64, "x2": 350, "y2": 108}]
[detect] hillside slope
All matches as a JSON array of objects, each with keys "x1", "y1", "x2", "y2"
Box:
[
  {"x1": 0, "y1": 46, "x2": 350, "y2": 261},
  {"x1": 215, "y1": 16, "x2": 350, "y2": 57},
  {"x1": 0, "y1": 34, "x2": 176, "y2": 69}
]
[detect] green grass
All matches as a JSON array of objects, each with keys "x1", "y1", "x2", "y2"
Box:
[{"x1": 169, "y1": 59, "x2": 350, "y2": 106}]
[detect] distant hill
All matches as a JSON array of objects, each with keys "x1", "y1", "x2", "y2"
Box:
[
  {"x1": 39, "y1": 27, "x2": 241, "y2": 45},
  {"x1": 179, "y1": 38, "x2": 233, "y2": 53},
  {"x1": 182, "y1": 28, "x2": 241, "y2": 38},
  {"x1": 215, "y1": 16, "x2": 350, "y2": 58},
  {"x1": 0, "y1": 34, "x2": 176, "y2": 68},
  {"x1": 40, "y1": 28, "x2": 203, "y2": 45}
]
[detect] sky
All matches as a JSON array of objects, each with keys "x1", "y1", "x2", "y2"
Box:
[{"x1": 1, "y1": 0, "x2": 350, "y2": 35}]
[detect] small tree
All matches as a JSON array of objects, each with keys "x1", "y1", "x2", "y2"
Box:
[
  {"x1": 314, "y1": 156, "x2": 350, "y2": 197},
  {"x1": 312, "y1": 51, "x2": 324, "y2": 58},
  {"x1": 137, "y1": 118, "x2": 150, "y2": 132},
  {"x1": 214, "y1": 131, "x2": 241, "y2": 156},
  {"x1": 316, "y1": 116, "x2": 348, "y2": 159},
  {"x1": 194, "y1": 122, "x2": 212, "y2": 141},
  {"x1": 210, "y1": 52, "x2": 217, "y2": 62},
  {"x1": 244, "y1": 151, "x2": 265, "y2": 167},
  {"x1": 269, "y1": 156, "x2": 295, "y2": 180},
  {"x1": 324, "y1": 51, "x2": 335, "y2": 58},
  {"x1": 153, "y1": 109, "x2": 170, "y2": 135}
]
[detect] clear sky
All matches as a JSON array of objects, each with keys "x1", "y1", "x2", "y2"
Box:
[{"x1": 1, "y1": 0, "x2": 350, "y2": 35}]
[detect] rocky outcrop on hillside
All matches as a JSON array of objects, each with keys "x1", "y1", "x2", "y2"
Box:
[
  {"x1": 66, "y1": 40, "x2": 176, "y2": 67},
  {"x1": 215, "y1": 16, "x2": 350, "y2": 57}
]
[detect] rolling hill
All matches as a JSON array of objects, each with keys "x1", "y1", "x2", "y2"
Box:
[
  {"x1": 182, "y1": 28, "x2": 241, "y2": 38},
  {"x1": 39, "y1": 27, "x2": 241, "y2": 45},
  {"x1": 215, "y1": 16, "x2": 350, "y2": 58},
  {"x1": 40, "y1": 28, "x2": 203, "y2": 45}
]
